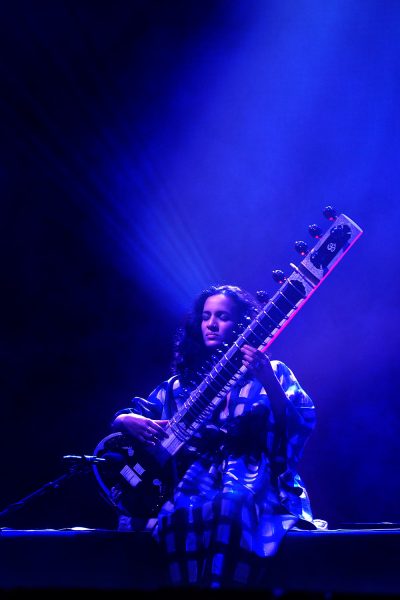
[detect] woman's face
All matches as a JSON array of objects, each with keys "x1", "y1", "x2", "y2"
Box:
[{"x1": 201, "y1": 293, "x2": 239, "y2": 348}]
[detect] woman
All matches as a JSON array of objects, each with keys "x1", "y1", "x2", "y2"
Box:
[{"x1": 112, "y1": 284, "x2": 318, "y2": 589}]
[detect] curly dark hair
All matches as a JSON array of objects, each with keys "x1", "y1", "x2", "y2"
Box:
[{"x1": 170, "y1": 284, "x2": 262, "y2": 385}]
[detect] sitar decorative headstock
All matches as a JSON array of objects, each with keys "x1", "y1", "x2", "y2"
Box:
[{"x1": 255, "y1": 205, "x2": 363, "y2": 351}]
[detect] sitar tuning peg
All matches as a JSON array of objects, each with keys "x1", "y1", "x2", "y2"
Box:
[
  {"x1": 256, "y1": 290, "x2": 270, "y2": 304},
  {"x1": 322, "y1": 206, "x2": 337, "y2": 221},
  {"x1": 308, "y1": 224, "x2": 323, "y2": 239},
  {"x1": 294, "y1": 240, "x2": 309, "y2": 256},
  {"x1": 272, "y1": 270, "x2": 286, "y2": 284}
]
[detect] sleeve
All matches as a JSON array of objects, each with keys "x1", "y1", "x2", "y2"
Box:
[
  {"x1": 272, "y1": 360, "x2": 317, "y2": 523},
  {"x1": 112, "y1": 381, "x2": 170, "y2": 421},
  {"x1": 273, "y1": 360, "x2": 316, "y2": 464}
]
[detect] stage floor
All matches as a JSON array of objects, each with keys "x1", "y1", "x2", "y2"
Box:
[{"x1": 1, "y1": 526, "x2": 399, "y2": 597}]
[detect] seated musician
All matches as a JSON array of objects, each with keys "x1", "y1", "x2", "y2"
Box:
[{"x1": 110, "y1": 284, "x2": 322, "y2": 589}]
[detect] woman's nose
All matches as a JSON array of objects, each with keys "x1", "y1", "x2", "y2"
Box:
[{"x1": 207, "y1": 319, "x2": 218, "y2": 330}]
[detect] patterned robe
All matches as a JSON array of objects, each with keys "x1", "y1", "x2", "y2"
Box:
[{"x1": 116, "y1": 360, "x2": 318, "y2": 588}]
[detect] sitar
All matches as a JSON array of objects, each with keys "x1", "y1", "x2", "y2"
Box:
[{"x1": 92, "y1": 207, "x2": 363, "y2": 518}]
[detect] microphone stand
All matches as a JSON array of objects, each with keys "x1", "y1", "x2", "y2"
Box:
[{"x1": 0, "y1": 455, "x2": 105, "y2": 519}]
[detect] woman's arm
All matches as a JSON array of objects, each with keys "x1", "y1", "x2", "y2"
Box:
[{"x1": 112, "y1": 412, "x2": 169, "y2": 446}]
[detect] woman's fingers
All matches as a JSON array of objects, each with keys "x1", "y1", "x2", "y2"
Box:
[
  {"x1": 241, "y1": 344, "x2": 268, "y2": 370},
  {"x1": 143, "y1": 419, "x2": 170, "y2": 445},
  {"x1": 149, "y1": 420, "x2": 169, "y2": 438}
]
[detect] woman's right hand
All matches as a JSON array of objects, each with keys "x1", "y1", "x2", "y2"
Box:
[{"x1": 113, "y1": 413, "x2": 169, "y2": 446}]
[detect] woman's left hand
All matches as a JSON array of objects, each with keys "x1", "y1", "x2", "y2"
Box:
[
  {"x1": 240, "y1": 344, "x2": 274, "y2": 379},
  {"x1": 241, "y1": 344, "x2": 288, "y2": 422}
]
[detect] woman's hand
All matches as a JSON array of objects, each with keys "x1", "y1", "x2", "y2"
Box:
[
  {"x1": 241, "y1": 344, "x2": 288, "y2": 423},
  {"x1": 240, "y1": 344, "x2": 275, "y2": 381},
  {"x1": 113, "y1": 413, "x2": 169, "y2": 446}
]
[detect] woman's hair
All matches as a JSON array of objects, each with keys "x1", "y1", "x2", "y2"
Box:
[{"x1": 170, "y1": 284, "x2": 262, "y2": 383}]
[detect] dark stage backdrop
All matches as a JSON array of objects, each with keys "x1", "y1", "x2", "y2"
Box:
[{"x1": 1, "y1": 0, "x2": 399, "y2": 530}]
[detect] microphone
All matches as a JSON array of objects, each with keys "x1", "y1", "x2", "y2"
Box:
[{"x1": 63, "y1": 454, "x2": 107, "y2": 464}]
